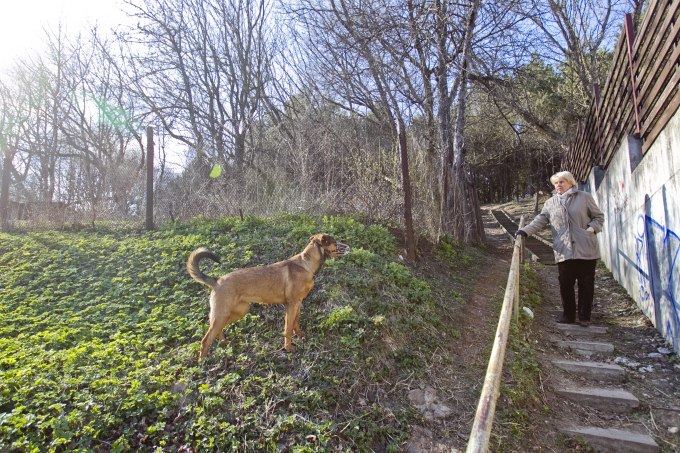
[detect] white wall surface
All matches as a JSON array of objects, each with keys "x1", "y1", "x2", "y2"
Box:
[{"x1": 588, "y1": 108, "x2": 680, "y2": 352}]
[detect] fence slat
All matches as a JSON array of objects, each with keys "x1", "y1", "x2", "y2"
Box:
[
  {"x1": 633, "y1": 0, "x2": 661, "y2": 48},
  {"x1": 564, "y1": 0, "x2": 679, "y2": 177},
  {"x1": 634, "y1": 0, "x2": 680, "y2": 90},
  {"x1": 643, "y1": 87, "x2": 680, "y2": 154}
]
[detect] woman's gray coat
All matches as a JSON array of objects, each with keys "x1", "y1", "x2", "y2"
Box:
[{"x1": 521, "y1": 189, "x2": 605, "y2": 263}]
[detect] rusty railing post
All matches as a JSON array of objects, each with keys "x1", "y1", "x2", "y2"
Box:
[{"x1": 624, "y1": 13, "x2": 641, "y2": 137}]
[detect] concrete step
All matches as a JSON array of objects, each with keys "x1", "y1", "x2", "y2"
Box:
[
  {"x1": 552, "y1": 359, "x2": 626, "y2": 382},
  {"x1": 555, "y1": 387, "x2": 639, "y2": 412},
  {"x1": 552, "y1": 338, "x2": 615, "y2": 355},
  {"x1": 555, "y1": 323, "x2": 607, "y2": 336},
  {"x1": 561, "y1": 426, "x2": 658, "y2": 452}
]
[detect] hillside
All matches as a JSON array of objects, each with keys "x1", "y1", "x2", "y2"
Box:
[{"x1": 0, "y1": 215, "x2": 505, "y2": 451}]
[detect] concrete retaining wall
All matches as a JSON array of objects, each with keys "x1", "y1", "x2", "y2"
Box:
[{"x1": 584, "y1": 107, "x2": 680, "y2": 352}]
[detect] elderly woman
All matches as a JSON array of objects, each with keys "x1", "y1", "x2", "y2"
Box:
[{"x1": 516, "y1": 171, "x2": 604, "y2": 326}]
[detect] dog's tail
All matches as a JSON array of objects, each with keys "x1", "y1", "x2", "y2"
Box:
[{"x1": 187, "y1": 247, "x2": 221, "y2": 288}]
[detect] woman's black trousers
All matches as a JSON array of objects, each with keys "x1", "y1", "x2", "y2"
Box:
[{"x1": 557, "y1": 259, "x2": 597, "y2": 322}]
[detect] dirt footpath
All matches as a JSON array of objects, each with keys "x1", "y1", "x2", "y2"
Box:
[{"x1": 403, "y1": 211, "x2": 515, "y2": 451}]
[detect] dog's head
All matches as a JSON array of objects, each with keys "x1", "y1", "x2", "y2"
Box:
[{"x1": 309, "y1": 233, "x2": 350, "y2": 258}]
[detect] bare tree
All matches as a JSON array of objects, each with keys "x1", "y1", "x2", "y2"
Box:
[
  {"x1": 122, "y1": 0, "x2": 273, "y2": 176},
  {"x1": 0, "y1": 80, "x2": 29, "y2": 230},
  {"x1": 441, "y1": 0, "x2": 486, "y2": 243},
  {"x1": 523, "y1": 0, "x2": 630, "y2": 102},
  {"x1": 56, "y1": 31, "x2": 147, "y2": 223},
  {"x1": 289, "y1": 0, "x2": 420, "y2": 257},
  {"x1": 474, "y1": 0, "x2": 635, "y2": 140},
  {"x1": 0, "y1": 23, "x2": 150, "y2": 227}
]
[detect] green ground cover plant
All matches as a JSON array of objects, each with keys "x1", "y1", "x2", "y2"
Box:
[
  {"x1": 492, "y1": 263, "x2": 545, "y2": 450},
  {"x1": 0, "y1": 215, "x2": 469, "y2": 451}
]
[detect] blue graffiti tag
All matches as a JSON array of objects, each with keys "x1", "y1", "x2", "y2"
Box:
[
  {"x1": 634, "y1": 214, "x2": 679, "y2": 347},
  {"x1": 634, "y1": 216, "x2": 652, "y2": 303}
]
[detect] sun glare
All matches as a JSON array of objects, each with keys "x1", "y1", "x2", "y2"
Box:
[{"x1": 0, "y1": 0, "x2": 126, "y2": 71}]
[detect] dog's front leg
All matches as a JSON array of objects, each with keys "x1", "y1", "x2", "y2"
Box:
[
  {"x1": 283, "y1": 301, "x2": 302, "y2": 352},
  {"x1": 293, "y1": 309, "x2": 305, "y2": 340}
]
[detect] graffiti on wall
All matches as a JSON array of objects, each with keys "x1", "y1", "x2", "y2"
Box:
[
  {"x1": 634, "y1": 212, "x2": 680, "y2": 349},
  {"x1": 614, "y1": 180, "x2": 629, "y2": 214}
]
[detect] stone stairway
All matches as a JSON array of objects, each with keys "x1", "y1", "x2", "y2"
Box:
[
  {"x1": 549, "y1": 315, "x2": 660, "y2": 452},
  {"x1": 485, "y1": 206, "x2": 674, "y2": 450}
]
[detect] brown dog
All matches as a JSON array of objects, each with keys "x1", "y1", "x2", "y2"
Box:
[{"x1": 187, "y1": 233, "x2": 349, "y2": 358}]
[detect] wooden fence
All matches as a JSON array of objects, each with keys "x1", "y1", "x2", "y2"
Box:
[
  {"x1": 564, "y1": 0, "x2": 680, "y2": 181},
  {"x1": 466, "y1": 216, "x2": 525, "y2": 452}
]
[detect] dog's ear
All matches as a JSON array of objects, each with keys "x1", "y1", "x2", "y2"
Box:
[
  {"x1": 320, "y1": 234, "x2": 335, "y2": 246},
  {"x1": 309, "y1": 234, "x2": 321, "y2": 245}
]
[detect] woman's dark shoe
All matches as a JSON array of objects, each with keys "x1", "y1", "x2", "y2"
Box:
[
  {"x1": 577, "y1": 319, "x2": 591, "y2": 327},
  {"x1": 556, "y1": 315, "x2": 575, "y2": 324}
]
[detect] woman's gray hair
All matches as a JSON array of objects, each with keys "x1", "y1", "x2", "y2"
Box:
[{"x1": 550, "y1": 171, "x2": 577, "y2": 187}]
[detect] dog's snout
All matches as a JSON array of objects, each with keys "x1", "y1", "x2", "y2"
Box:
[{"x1": 336, "y1": 242, "x2": 350, "y2": 255}]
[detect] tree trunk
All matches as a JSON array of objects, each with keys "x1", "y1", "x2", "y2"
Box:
[
  {"x1": 407, "y1": 0, "x2": 440, "y2": 236},
  {"x1": 398, "y1": 118, "x2": 417, "y2": 260},
  {"x1": 440, "y1": 0, "x2": 485, "y2": 244},
  {"x1": 534, "y1": 190, "x2": 540, "y2": 214},
  {"x1": 146, "y1": 126, "x2": 155, "y2": 230},
  {"x1": 234, "y1": 129, "x2": 246, "y2": 176},
  {"x1": 436, "y1": 0, "x2": 454, "y2": 241},
  {"x1": 424, "y1": 97, "x2": 440, "y2": 237}
]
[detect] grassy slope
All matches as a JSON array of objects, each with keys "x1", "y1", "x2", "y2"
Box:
[{"x1": 0, "y1": 215, "x2": 480, "y2": 451}]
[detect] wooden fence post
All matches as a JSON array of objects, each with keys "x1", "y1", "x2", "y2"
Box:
[
  {"x1": 0, "y1": 147, "x2": 13, "y2": 231},
  {"x1": 512, "y1": 255, "x2": 520, "y2": 324},
  {"x1": 513, "y1": 216, "x2": 525, "y2": 323},
  {"x1": 146, "y1": 126, "x2": 154, "y2": 230}
]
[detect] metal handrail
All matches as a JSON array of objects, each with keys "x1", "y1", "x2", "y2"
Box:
[{"x1": 466, "y1": 215, "x2": 525, "y2": 452}]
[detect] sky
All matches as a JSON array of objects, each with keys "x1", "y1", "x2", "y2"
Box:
[
  {"x1": 0, "y1": 0, "x2": 189, "y2": 170},
  {"x1": 0, "y1": 0, "x2": 128, "y2": 71}
]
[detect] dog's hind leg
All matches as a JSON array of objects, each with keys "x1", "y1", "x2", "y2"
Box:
[
  {"x1": 199, "y1": 312, "x2": 236, "y2": 358},
  {"x1": 199, "y1": 319, "x2": 226, "y2": 358},
  {"x1": 199, "y1": 300, "x2": 251, "y2": 358}
]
